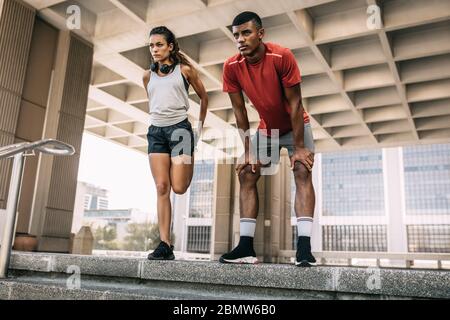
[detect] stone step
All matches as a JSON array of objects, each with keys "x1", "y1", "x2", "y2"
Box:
[
  {"x1": 5, "y1": 252, "x2": 450, "y2": 299},
  {"x1": 0, "y1": 271, "x2": 334, "y2": 300}
]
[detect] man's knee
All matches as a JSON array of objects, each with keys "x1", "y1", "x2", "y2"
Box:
[
  {"x1": 239, "y1": 165, "x2": 260, "y2": 186},
  {"x1": 293, "y1": 162, "x2": 311, "y2": 184}
]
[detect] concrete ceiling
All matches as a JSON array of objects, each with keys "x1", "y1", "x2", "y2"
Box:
[{"x1": 23, "y1": 0, "x2": 450, "y2": 156}]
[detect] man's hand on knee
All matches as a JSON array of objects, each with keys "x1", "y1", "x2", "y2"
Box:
[
  {"x1": 290, "y1": 147, "x2": 314, "y2": 172},
  {"x1": 236, "y1": 151, "x2": 260, "y2": 175}
]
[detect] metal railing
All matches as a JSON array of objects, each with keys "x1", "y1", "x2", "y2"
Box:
[
  {"x1": 0, "y1": 139, "x2": 74, "y2": 278},
  {"x1": 278, "y1": 250, "x2": 450, "y2": 269}
]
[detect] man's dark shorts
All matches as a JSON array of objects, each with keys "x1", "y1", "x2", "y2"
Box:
[
  {"x1": 147, "y1": 118, "x2": 194, "y2": 157},
  {"x1": 251, "y1": 123, "x2": 315, "y2": 165}
]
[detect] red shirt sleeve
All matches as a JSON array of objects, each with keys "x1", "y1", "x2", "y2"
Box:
[
  {"x1": 280, "y1": 49, "x2": 301, "y2": 88},
  {"x1": 223, "y1": 61, "x2": 241, "y2": 93}
]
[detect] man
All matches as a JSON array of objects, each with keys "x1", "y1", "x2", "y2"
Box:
[{"x1": 219, "y1": 11, "x2": 316, "y2": 267}]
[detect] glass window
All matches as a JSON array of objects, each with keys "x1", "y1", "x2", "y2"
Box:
[
  {"x1": 321, "y1": 149, "x2": 385, "y2": 216},
  {"x1": 407, "y1": 225, "x2": 450, "y2": 253},
  {"x1": 322, "y1": 225, "x2": 387, "y2": 252},
  {"x1": 403, "y1": 143, "x2": 450, "y2": 215}
]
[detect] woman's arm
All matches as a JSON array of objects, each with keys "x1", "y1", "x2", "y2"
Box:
[
  {"x1": 142, "y1": 70, "x2": 150, "y2": 99},
  {"x1": 182, "y1": 64, "x2": 208, "y2": 138}
]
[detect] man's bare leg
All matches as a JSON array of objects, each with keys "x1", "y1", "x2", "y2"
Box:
[{"x1": 293, "y1": 161, "x2": 317, "y2": 267}]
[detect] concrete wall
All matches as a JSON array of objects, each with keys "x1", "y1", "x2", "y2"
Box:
[
  {"x1": 0, "y1": 0, "x2": 35, "y2": 210},
  {"x1": 172, "y1": 191, "x2": 188, "y2": 252},
  {"x1": 16, "y1": 18, "x2": 58, "y2": 234},
  {"x1": 0, "y1": 0, "x2": 93, "y2": 253},
  {"x1": 29, "y1": 31, "x2": 93, "y2": 252},
  {"x1": 72, "y1": 182, "x2": 87, "y2": 234}
]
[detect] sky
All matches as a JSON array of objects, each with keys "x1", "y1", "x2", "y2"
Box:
[{"x1": 77, "y1": 132, "x2": 157, "y2": 220}]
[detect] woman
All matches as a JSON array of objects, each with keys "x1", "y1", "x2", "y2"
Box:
[{"x1": 143, "y1": 26, "x2": 208, "y2": 260}]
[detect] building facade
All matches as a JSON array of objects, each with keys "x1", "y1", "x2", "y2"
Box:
[{"x1": 173, "y1": 143, "x2": 450, "y2": 261}]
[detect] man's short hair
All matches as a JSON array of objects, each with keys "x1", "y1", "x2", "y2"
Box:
[{"x1": 232, "y1": 11, "x2": 263, "y2": 29}]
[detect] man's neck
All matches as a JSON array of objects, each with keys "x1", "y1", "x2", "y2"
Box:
[{"x1": 245, "y1": 42, "x2": 266, "y2": 64}]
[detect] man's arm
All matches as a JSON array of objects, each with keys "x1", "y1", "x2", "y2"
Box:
[
  {"x1": 283, "y1": 84, "x2": 314, "y2": 171},
  {"x1": 229, "y1": 92, "x2": 256, "y2": 174},
  {"x1": 229, "y1": 92, "x2": 250, "y2": 151}
]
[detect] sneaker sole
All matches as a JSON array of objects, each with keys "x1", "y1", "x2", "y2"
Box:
[
  {"x1": 219, "y1": 256, "x2": 259, "y2": 264},
  {"x1": 295, "y1": 260, "x2": 317, "y2": 267},
  {"x1": 147, "y1": 255, "x2": 175, "y2": 261}
]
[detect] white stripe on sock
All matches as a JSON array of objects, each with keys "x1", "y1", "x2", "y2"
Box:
[
  {"x1": 297, "y1": 217, "x2": 313, "y2": 237},
  {"x1": 240, "y1": 218, "x2": 256, "y2": 237}
]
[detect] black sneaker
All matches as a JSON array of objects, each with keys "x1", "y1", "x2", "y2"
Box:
[
  {"x1": 148, "y1": 241, "x2": 175, "y2": 260},
  {"x1": 296, "y1": 236, "x2": 316, "y2": 267},
  {"x1": 219, "y1": 236, "x2": 258, "y2": 264}
]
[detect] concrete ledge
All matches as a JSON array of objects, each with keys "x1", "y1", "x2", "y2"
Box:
[
  {"x1": 10, "y1": 252, "x2": 141, "y2": 278},
  {"x1": 337, "y1": 268, "x2": 450, "y2": 299},
  {"x1": 9, "y1": 252, "x2": 450, "y2": 299},
  {"x1": 1, "y1": 272, "x2": 335, "y2": 300},
  {"x1": 0, "y1": 280, "x2": 153, "y2": 300},
  {"x1": 140, "y1": 260, "x2": 335, "y2": 292}
]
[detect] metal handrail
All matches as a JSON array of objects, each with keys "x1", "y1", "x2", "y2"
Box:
[
  {"x1": 0, "y1": 139, "x2": 75, "y2": 159},
  {"x1": 0, "y1": 139, "x2": 75, "y2": 278}
]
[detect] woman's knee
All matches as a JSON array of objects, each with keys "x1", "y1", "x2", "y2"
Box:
[
  {"x1": 172, "y1": 183, "x2": 189, "y2": 195},
  {"x1": 155, "y1": 182, "x2": 171, "y2": 196}
]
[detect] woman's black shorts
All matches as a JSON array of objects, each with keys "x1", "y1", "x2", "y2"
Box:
[{"x1": 147, "y1": 118, "x2": 194, "y2": 157}]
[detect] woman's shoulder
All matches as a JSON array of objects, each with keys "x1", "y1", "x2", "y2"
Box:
[
  {"x1": 143, "y1": 69, "x2": 151, "y2": 79},
  {"x1": 180, "y1": 63, "x2": 193, "y2": 73},
  {"x1": 180, "y1": 63, "x2": 197, "y2": 80},
  {"x1": 143, "y1": 69, "x2": 151, "y2": 86}
]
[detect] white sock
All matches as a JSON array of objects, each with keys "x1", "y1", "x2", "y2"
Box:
[
  {"x1": 297, "y1": 217, "x2": 313, "y2": 237},
  {"x1": 240, "y1": 218, "x2": 256, "y2": 238}
]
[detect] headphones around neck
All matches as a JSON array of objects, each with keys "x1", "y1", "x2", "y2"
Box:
[{"x1": 150, "y1": 62, "x2": 175, "y2": 75}]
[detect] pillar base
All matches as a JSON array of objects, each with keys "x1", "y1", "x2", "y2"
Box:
[
  {"x1": 13, "y1": 233, "x2": 38, "y2": 252},
  {"x1": 37, "y1": 236, "x2": 70, "y2": 253}
]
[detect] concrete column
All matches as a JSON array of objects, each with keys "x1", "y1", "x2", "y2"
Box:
[
  {"x1": 211, "y1": 163, "x2": 233, "y2": 259},
  {"x1": 264, "y1": 172, "x2": 273, "y2": 262},
  {"x1": 71, "y1": 226, "x2": 93, "y2": 255},
  {"x1": 266, "y1": 152, "x2": 290, "y2": 262},
  {"x1": 172, "y1": 190, "x2": 188, "y2": 252},
  {"x1": 72, "y1": 182, "x2": 87, "y2": 234},
  {"x1": 383, "y1": 147, "x2": 408, "y2": 253},
  {"x1": 254, "y1": 176, "x2": 266, "y2": 259},
  {"x1": 0, "y1": 0, "x2": 35, "y2": 209},
  {"x1": 16, "y1": 18, "x2": 59, "y2": 234},
  {"x1": 29, "y1": 31, "x2": 93, "y2": 252}
]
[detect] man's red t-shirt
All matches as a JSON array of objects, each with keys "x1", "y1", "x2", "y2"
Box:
[{"x1": 223, "y1": 42, "x2": 310, "y2": 136}]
